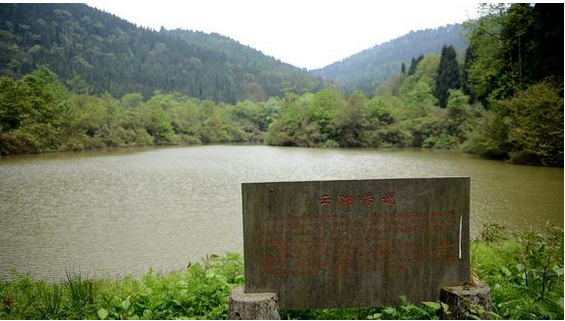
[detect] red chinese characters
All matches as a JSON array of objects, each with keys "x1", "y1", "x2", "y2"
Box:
[
  {"x1": 320, "y1": 194, "x2": 332, "y2": 206},
  {"x1": 361, "y1": 192, "x2": 374, "y2": 206},
  {"x1": 320, "y1": 191, "x2": 394, "y2": 207},
  {"x1": 340, "y1": 194, "x2": 354, "y2": 207},
  {"x1": 381, "y1": 193, "x2": 396, "y2": 206}
]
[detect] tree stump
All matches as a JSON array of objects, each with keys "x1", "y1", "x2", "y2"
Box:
[
  {"x1": 228, "y1": 286, "x2": 280, "y2": 320},
  {"x1": 440, "y1": 280, "x2": 493, "y2": 320}
]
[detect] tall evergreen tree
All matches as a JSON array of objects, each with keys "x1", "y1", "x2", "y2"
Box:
[
  {"x1": 434, "y1": 44, "x2": 460, "y2": 108},
  {"x1": 400, "y1": 62, "x2": 406, "y2": 75},
  {"x1": 461, "y1": 45, "x2": 477, "y2": 103},
  {"x1": 407, "y1": 55, "x2": 424, "y2": 75}
]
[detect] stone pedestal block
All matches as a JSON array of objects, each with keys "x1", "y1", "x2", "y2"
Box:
[
  {"x1": 440, "y1": 280, "x2": 493, "y2": 320},
  {"x1": 228, "y1": 286, "x2": 280, "y2": 320}
]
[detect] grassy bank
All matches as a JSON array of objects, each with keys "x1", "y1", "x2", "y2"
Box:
[{"x1": 0, "y1": 225, "x2": 562, "y2": 320}]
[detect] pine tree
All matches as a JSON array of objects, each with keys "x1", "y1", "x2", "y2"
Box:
[
  {"x1": 461, "y1": 45, "x2": 479, "y2": 104},
  {"x1": 401, "y1": 62, "x2": 406, "y2": 75},
  {"x1": 434, "y1": 45, "x2": 460, "y2": 108},
  {"x1": 407, "y1": 55, "x2": 424, "y2": 75}
]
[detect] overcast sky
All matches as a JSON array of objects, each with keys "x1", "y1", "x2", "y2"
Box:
[{"x1": 85, "y1": 0, "x2": 480, "y2": 70}]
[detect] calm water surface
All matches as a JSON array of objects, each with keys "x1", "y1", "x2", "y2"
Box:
[{"x1": 0, "y1": 145, "x2": 562, "y2": 280}]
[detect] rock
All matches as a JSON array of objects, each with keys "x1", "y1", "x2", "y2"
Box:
[
  {"x1": 440, "y1": 280, "x2": 493, "y2": 320},
  {"x1": 228, "y1": 286, "x2": 280, "y2": 320}
]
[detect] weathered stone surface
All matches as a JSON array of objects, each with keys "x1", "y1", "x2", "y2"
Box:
[
  {"x1": 242, "y1": 177, "x2": 470, "y2": 309},
  {"x1": 229, "y1": 286, "x2": 280, "y2": 320},
  {"x1": 440, "y1": 280, "x2": 492, "y2": 320}
]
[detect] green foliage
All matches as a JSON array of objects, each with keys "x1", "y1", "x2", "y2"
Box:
[
  {"x1": 461, "y1": 108, "x2": 509, "y2": 159},
  {"x1": 0, "y1": 67, "x2": 284, "y2": 155},
  {"x1": 369, "y1": 296, "x2": 445, "y2": 320},
  {"x1": 434, "y1": 45, "x2": 461, "y2": 108},
  {"x1": 463, "y1": 82, "x2": 564, "y2": 166},
  {"x1": 281, "y1": 296, "x2": 443, "y2": 320},
  {"x1": 399, "y1": 53, "x2": 440, "y2": 113},
  {"x1": 266, "y1": 93, "x2": 318, "y2": 147},
  {"x1": 139, "y1": 96, "x2": 175, "y2": 144},
  {"x1": 408, "y1": 55, "x2": 424, "y2": 76},
  {"x1": 335, "y1": 91, "x2": 367, "y2": 147},
  {"x1": 267, "y1": 53, "x2": 475, "y2": 151},
  {"x1": 374, "y1": 72, "x2": 405, "y2": 97},
  {"x1": 499, "y1": 82, "x2": 564, "y2": 166},
  {"x1": 515, "y1": 225, "x2": 564, "y2": 301},
  {"x1": 308, "y1": 87, "x2": 342, "y2": 143},
  {"x1": 27, "y1": 281, "x2": 64, "y2": 319},
  {"x1": 463, "y1": 3, "x2": 563, "y2": 103},
  {"x1": 445, "y1": 89, "x2": 475, "y2": 143},
  {"x1": 463, "y1": 4, "x2": 508, "y2": 103},
  {"x1": 0, "y1": 253, "x2": 245, "y2": 320},
  {"x1": 1, "y1": 1, "x2": 561, "y2": 169},
  {"x1": 65, "y1": 272, "x2": 96, "y2": 318},
  {"x1": 0, "y1": 3, "x2": 323, "y2": 102},
  {"x1": 0, "y1": 69, "x2": 67, "y2": 154},
  {"x1": 0, "y1": 72, "x2": 60, "y2": 130},
  {"x1": 472, "y1": 224, "x2": 564, "y2": 320}
]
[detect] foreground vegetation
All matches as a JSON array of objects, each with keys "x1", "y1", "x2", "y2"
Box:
[{"x1": 0, "y1": 225, "x2": 562, "y2": 320}]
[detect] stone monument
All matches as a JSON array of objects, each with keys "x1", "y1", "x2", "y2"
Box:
[{"x1": 230, "y1": 177, "x2": 482, "y2": 318}]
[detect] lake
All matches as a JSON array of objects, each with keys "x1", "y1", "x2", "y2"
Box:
[{"x1": 0, "y1": 145, "x2": 562, "y2": 280}]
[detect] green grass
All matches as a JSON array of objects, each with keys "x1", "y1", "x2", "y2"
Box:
[
  {"x1": 0, "y1": 253, "x2": 244, "y2": 320},
  {"x1": 0, "y1": 226, "x2": 562, "y2": 320},
  {"x1": 471, "y1": 224, "x2": 564, "y2": 320}
]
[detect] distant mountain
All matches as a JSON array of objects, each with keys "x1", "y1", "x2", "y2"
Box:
[
  {"x1": 0, "y1": 3, "x2": 324, "y2": 102},
  {"x1": 312, "y1": 24, "x2": 467, "y2": 94}
]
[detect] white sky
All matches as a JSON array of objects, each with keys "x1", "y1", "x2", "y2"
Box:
[{"x1": 84, "y1": 0, "x2": 480, "y2": 70}]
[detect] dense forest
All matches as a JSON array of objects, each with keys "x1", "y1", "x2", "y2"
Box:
[
  {"x1": 0, "y1": 3, "x2": 324, "y2": 102},
  {"x1": 312, "y1": 24, "x2": 467, "y2": 95},
  {"x1": 461, "y1": 3, "x2": 563, "y2": 166},
  {"x1": 0, "y1": 67, "x2": 282, "y2": 154},
  {"x1": 268, "y1": 3, "x2": 563, "y2": 167},
  {"x1": 0, "y1": 3, "x2": 563, "y2": 167}
]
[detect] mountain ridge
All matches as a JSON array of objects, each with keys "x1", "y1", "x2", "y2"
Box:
[
  {"x1": 312, "y1": 24, "x2": 467, "y2": 94},
  {"x1": 0, "y1": 3, "x2": 324, "y2": 102},
  {"x1": 0, "y1": 3, "x2": 468, "y2": 100}
]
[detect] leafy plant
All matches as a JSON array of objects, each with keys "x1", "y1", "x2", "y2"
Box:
[
  {"x1": 472, "y1": 223, "x2": 564, "y2": 320},
  {"x1": 515, "y1": 224, "x2": 563, "y2": 300}
]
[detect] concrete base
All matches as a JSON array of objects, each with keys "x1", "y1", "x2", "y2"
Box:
[
  {"x1": 228, "y1": 286, "x2": 280, "y2": 320},
  {"x1": 440, "y1": 280, "x2": 493, "y2": 320}
]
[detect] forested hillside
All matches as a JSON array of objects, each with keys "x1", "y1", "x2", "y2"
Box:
[
  {"x1": 312, "y1": 24, "x2": 466, "y2": 95},
  {"x1": 0, "y1": 3, "x2": 562, "y2": 167},
  {"x1": 460, "y1": 3, "x2": 563, "y2": 166},
  {"x1": 0, "y1": 3, "x2": 324, "y2": 102},
  {"x1": 267, "y1": 3, "x2": 563, "y2": 166}
]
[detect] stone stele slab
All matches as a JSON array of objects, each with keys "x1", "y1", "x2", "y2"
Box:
[{"x1": 242, "y1": 177, "x2": 470, "y2": 310}]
